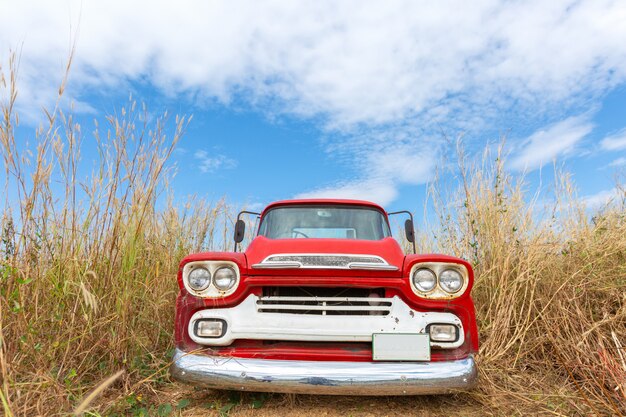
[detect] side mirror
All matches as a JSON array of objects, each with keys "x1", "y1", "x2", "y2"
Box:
[
  {"x1": 233, "y1": 210, "x2": 262, "y2": 252},
  {"x1": 388, "y1": 210, "x2": 416, "y2": 254},
  {"x1": 234, "y1": 219, "x2": 246, "y2": 244},
  {"x1": 404, "y1": 219, "x2": 415, "y2": 243}
]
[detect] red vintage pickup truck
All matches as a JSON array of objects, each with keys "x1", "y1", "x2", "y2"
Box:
[{"x1": 170, "y1": 199, "x2": 478, "y2": 395}]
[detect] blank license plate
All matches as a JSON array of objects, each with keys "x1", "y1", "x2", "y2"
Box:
[{"x1": 372, "y1": 333, "x2": 430, "y2": 361}]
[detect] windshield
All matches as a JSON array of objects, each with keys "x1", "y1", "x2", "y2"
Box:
[{"x1": 258, "y1": 206, "x2": 391, "y2": 240}]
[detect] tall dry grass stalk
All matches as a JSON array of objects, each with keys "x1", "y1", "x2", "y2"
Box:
[
  {"x1": 0, "y1": 54, "x2": 234, "y2": 415},
  {"x1": 423, "y1": 142, "x2": 626, "y2": 415},
  {"x1": 0, "y1": 51, "x2": 624, "y2": 416}
]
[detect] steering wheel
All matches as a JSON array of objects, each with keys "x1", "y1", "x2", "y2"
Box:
[{"x1": 292, "y1": 230, "x2": 310, "y2": 238}]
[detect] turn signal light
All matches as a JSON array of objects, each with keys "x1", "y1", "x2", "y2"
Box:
[
  {"x1": 428, "y1": 324, "x2": 458, "y2": 342},
  {"x1": 195, "y1": 319, "x2": 226, "y2": 338}
]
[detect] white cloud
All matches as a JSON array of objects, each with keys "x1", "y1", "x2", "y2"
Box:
[
  {"x1": 2, "y1": 1, "x2": 626, "y2": 127},
  {"x1": 600, "y1": 129, "x2": 626, "y2": 151},
  {"x1": 193, "y1": 150, "x2": 237, "y2": 173},
  {"x1": 369, "y1": 146, "x2": 435, "y2": 185},
  {"x1": 609, "y1": 157, "x2": 626, "y2": 167},
  {"x1": 583, "y1": 188, "x2": 622, "y2": 209},
  {"x1": 510, "y1": 116, "x2": 593, "y2": 171},
  {"x1": 2, "y1": 1, "x2": 626, "y2": 202},
  {"x1": 296, "y1": 126, "x2": 438, "y2": 206},
  {"x1": 295, "y1": 178, "x2": 399, "y2": 207},
  {"x1": 295, "y1": 138, "x2": 437, "y2": 206}
]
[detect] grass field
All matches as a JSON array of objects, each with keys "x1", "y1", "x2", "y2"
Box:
[{"x1": 1, "y1": 55, "x2": 625, "y2": 416}]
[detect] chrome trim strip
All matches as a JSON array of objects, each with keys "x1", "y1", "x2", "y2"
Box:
[
  {"x1": 263, "y1": 253, "x2": 388, "y2": 263},
  {"x1": 257, "y1": 296, "x2": 392, "y2": 314},
  {"x1": 258, "y1": 296, "x2": 392, "y2": 303},
  {"x1": 348, "y1": 263, "x2": 398, "y2": 270},
  {"x1": 251, "y1": 253, "x2": 398, "y2": 270},
  {"x1": 251, "y1": 262, "x2": 399, "y2": 271},
  {"x1": 256, "y1": 304, "x2": 390, "y2": 312},
  {"x1": 251, "y1": 262, "x2": 302, "y2": 269},
  {"x1": 170, "y1": 349, "x2": 478, "y2": 395}
]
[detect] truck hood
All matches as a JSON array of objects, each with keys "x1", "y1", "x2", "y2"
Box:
[{"x1": 244, "y1": 236, "x2": 405, "y2": 277}]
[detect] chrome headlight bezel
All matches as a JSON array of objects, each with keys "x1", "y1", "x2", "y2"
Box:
[
  {"x1": 183, "y1": 261, "x2": 240, "y2": 297},
  {"x1": 408, "y1": 262, "x2": 469, "y2": 299},
  {"x1": 187, "y1": 266, "x2": 212, "y2": 291},
  {"x1": 439, "y1": 268, "x2": 464, "y2": 293},
  {"x1": 411, "y1": 267, "x2": 437, "y2": 293},
  {"x1": 213, "y1": 266, "x2": 237, "y2": 291}
]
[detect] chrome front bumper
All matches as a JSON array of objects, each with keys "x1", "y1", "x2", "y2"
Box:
[{"x1": 170, "y1": 349, "x2": 478, "y2": 395}]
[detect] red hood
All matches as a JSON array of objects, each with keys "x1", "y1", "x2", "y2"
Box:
[{"x1": 244, "y1": 236, "x2": 405, "y2": 277}]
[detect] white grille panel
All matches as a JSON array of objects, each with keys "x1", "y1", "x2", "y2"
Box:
[
  {"x1": 188, "y1": 294, "x2": 466, "y2": 348},
  {"x1": 257, "y1": 296, "x2": 393, "y2": 315}
]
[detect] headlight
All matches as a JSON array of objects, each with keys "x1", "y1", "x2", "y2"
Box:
[
  {"x1": 213, "y1": 266, "x2": 237, "y2": 291},
  {"x1": 412, "y1": 268, "x2": 436, "y2": 292},
  {"x1": 188, "y1": 267, "x2": 211, "y2": 291},
  {"x1": 184, "y1": 261, "x2": 240, "y2": 297},
  {"x1": 428, "y1": 324, "x2": 458, "y2": 342},
  {"x1": 409, "y1": 262, "x2": 469, "y2": 299},
  {"x1": 439, "y1": 269, "x2": 463, "y2": 293}
]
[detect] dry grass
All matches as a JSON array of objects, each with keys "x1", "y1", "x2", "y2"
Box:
[
  {"x1": 1, "y1": 53, "x2": 625, "y2": 416},
  {"x1": 423, "y1": 143, "x2": 626, "y2": 416}
]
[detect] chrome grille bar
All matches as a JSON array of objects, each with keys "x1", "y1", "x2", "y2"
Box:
[
  {"x1": 252, "y1": 262, "x2": 302, "y2": 269},
  {"x1": 256, "y1": 296, "x2": 393, "y2": 315},
  {"x1": 259, "y1": 296, "x2": 391, "y2": 303},
  {"x1": 257, "y1": 304, "x2": 391, "y2": 312},
  {"x1": 348, "y1": 263, "x2": 398, "y2": 270}
]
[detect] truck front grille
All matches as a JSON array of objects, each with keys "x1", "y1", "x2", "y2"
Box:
[
  {"x1": 264, "y1": 254, "x2": 384, "y2": 267},
  {"x1": 257, "y1": 296, "x2": 392, "y2": 315},
  {"x1": 259, "y1": 287, "x2": 390, "y2": 316},
  {"x1": 252, "y1": 254, "x2": 398, "y2": 270}
]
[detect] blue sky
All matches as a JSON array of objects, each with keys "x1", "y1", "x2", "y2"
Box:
[{"x1": 1, "y1": 0, "x2": 626, "y2": 216}]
